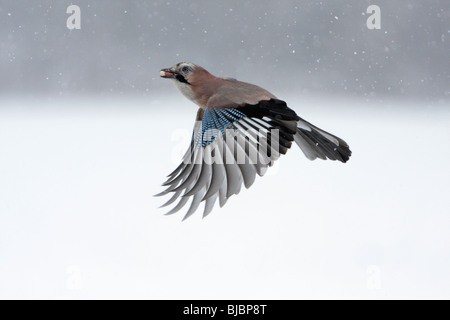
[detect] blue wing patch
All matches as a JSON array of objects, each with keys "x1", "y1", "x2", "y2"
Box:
[{"x1": 194, "y1": 108, "x2": 246, "y2": 147}]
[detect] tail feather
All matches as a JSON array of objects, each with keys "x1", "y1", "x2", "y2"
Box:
[{"x1": 294, "y1": 118, "x2": 351, "y2": 163}]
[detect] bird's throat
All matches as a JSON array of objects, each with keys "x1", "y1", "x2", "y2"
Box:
[{"x1": 174, "y1": 80, "x2": 197, "y2": 105}]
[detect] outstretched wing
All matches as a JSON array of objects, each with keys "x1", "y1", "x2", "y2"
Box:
[{"x1": 156, "y1": 99, "x2": 299, "y2": 220}]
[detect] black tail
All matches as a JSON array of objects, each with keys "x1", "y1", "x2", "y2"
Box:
[{"x1": 294, "y1": 118, "x2": 351, "y2": 163}]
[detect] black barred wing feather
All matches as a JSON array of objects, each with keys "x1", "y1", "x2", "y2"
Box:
[{"x1": 156, "y1": 99, "x2": 299, "y2": 220}]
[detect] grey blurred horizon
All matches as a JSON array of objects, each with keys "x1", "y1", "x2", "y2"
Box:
[{"x1": 0, "y1": 0, "x2": 449, "y2": 102}]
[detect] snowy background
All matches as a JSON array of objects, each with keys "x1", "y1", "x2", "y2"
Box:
[{"x1": 0, "y1": 1, "x2": 449, "y2": 299}]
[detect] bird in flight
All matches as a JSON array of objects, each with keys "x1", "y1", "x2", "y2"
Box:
[{"x1": 156, "y1": 62, "x2": 351, "y2": 220}]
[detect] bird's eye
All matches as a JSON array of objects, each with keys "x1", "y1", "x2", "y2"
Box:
[{"x1": 182, "y1": 66, "x2": 189, "y2": 73}]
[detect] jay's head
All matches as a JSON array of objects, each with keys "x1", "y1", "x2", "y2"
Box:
[
  {"x1": 160, "y1": 62, "x2": 197, "y2": 85},
  {"x1": 160, "y1": 62, "x2": 215, "y2": 105}
]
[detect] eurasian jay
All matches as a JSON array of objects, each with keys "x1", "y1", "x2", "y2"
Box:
[{"x1": 157, "y1": 62, "x2": 351, "y2": 220}]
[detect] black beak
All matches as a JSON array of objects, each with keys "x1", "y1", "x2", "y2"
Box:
[{"x1": 160, "y1": 68, "x2": 176, "y2": 79}]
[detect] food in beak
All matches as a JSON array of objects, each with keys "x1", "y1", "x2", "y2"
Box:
[{"x1": 160, "y1": 70, "x2": 174, "y2": 77}]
